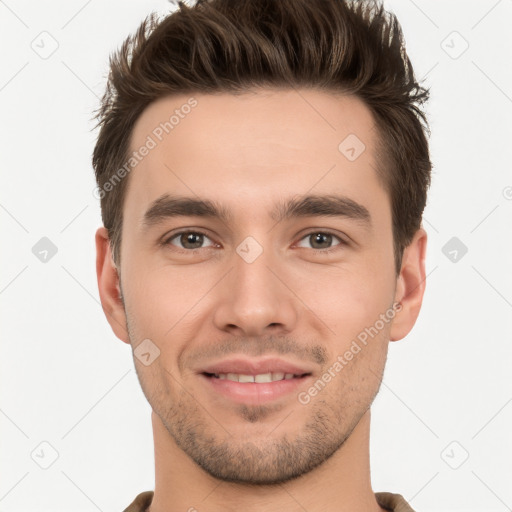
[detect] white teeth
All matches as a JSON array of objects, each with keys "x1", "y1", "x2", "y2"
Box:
[
  {"x1": 214, "y1": 372, "x2": 301, "y2": 382},
  {"x1": 255, "y1": 373, "x2": 272, "y2": 383}
]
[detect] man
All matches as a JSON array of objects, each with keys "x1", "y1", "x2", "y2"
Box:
[{"x1": 92, "y1": 0, "x2": 431, "y2": 510}]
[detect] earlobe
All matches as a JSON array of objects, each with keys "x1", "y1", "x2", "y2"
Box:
[
  {"x1": 389, "y1": 227, "x2": 428, "y2": 342},
  {"x1": 95, "y1": 227, "x2": 130, "y2": 344}
]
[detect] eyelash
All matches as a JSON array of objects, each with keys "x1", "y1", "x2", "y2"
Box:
[{"x1": 161, "y1": 229, "x2": 348, "y2": 254}]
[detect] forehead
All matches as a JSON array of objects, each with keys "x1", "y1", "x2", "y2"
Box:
[{"x1": 124, "y1": 89, "x2": 388, "y2": 228}]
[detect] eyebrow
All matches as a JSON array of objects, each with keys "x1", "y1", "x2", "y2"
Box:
[{"x1": 142, "y1": 193, "x2": 372, "y2": 230}]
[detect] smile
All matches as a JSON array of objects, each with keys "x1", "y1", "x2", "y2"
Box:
[
  {"x1": 200, "y1": 372, "x2": 312, "y2": 405},
  {"x1": 204, "y1": 371, "x2": 309, "y2": 382}
]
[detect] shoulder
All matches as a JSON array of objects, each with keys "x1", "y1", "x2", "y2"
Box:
[
  {"x1": 122, "y1": 490, "x2": 154, "y2": 512},
  {"x1": 375, "y1": 491, "x2": 417, "y2": 512}
]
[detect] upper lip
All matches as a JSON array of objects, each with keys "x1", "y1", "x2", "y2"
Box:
[{"x1": 199, "y1": 357, "x2": 313, "y2": 376}]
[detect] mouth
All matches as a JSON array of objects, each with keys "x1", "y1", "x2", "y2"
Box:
[
  {"x1": 198, "y1": 356, "x2": 314, "y2": 377},
  {"x1": 199, "y1": 371, "x2": 312, "y2": 405},
  {"x1": 202, "y1": 371, "x2": 311, "y2": 382}
]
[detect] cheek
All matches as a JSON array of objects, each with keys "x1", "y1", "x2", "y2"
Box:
[
  {"x1": 295, "y1": 264, "x2": 393, "y2": 345},
  {"x1": 122, "y1": 265, "x2": 176, "y2": 339},
  {"x1": 123, "y1": 261, "x2": 217, "y2": 349}
]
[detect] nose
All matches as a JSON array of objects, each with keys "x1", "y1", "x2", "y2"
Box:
[{"x1": 213, "y1": 241, "x2": 299, "y2": 337}]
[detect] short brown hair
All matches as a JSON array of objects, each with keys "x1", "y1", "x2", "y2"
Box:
[{"x1": 92, "y1": 0, "x2": 431, "y2": 274}]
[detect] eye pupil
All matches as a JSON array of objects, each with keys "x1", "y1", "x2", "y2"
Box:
[
  {"x1": 181, "y1": 232, "x2": 203, "y2": 249},
  {"x1": 311, "y1": 233, "x2": 332, "y2": 249}
]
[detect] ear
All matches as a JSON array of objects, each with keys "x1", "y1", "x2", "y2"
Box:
[
  {"x1": 95, "y1": 226, "x2": 130, "y2": 344},
  {"x1": 390, "y1": 227, "x2": 428, "y2": 342}
]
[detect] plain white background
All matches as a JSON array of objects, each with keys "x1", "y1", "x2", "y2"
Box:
[{"x1": 1, "y1": 0, "x2": 511, "y2": 511}]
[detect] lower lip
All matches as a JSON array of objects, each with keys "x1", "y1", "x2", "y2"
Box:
[{"x1": 199, "y1": 373, "x2": 311, "y2": 405}]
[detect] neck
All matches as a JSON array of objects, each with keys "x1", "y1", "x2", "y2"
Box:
[{"x1": 148, "y1": 409, "x2": 385, "y2": 512}]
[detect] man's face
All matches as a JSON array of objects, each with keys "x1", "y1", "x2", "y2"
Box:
[{"x1": 112, "y1": 89, "x2": 405, "y2": 484}]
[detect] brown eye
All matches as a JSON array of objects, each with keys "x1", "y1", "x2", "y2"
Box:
[
  {"x1": 296, "y1": 231, "x2": 346, "y2": 252},
  {"x1": 309, "y1": 233, "x2": 333, "y2": 249},
  {"x1": 165, "y1": 231, "x2": 215, "y2": 250}
]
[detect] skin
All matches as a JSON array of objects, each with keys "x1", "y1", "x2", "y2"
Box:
[{"x1": 96, "y1": 89, "x2": 427, "y2": 512}]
